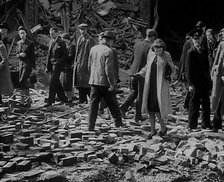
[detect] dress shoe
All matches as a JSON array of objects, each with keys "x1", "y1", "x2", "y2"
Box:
[
  {"x1": 148, "y1": 130, "x2": 157, "y2": 139},
  {"x1": 43, "y1": 102, "x2": 52, "y2": 107},
  {"x1": 159, "y1": 127, "x2": 168, "y2": 137},
  {"x1": 201, "y1": 124, "x2": 212, "y2": 130},
  {"x1": 212, "y1": 127, "x2": 219, "y2": 132}
]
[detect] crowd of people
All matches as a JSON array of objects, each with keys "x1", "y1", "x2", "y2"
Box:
[{"x1": 0, "y1": 20, "x2": 224, "y2": 138}]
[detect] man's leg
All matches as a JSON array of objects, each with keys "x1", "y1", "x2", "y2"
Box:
[
  {"x1": 188, "y1": 90, "x2": 200, "y2": 129},
  {"x1": 201, "y1": 88, "x2": 211, "y2": 129},
  {"x1": 88, "y1": 85, "x2": 102, "y2": 131},
  {"x1": 78, "y1": 87, "x2": 89, "y2": 103},
  {"x1": 104, "y1": 89, "x2": 123, "y2": 127},
  {"x1": 135, "y1": 77, "x2": 144, "y2": 122},
  {"x1": 48, "y1": 66, "x2": 66, "y2": 103},
  {"x1": 120, "y1": 77, "x2": 138, "y2": 116}
]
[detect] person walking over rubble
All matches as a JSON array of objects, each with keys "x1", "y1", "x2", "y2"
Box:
[
  {"x1": 16, "y1": 26, "x2": 35, "y2": 107},
  {"x1": 135, "y1": 38, "x2": 176, "y2": 139},
  {"x1": 120, "y1": 29, "x2": 157, "y2": 122},
  {"x1": 73, "y1": 23, "x2": 95, "y2": 104},
  {"x1": 87, "y1": 31, "x2": 124, "y2": 131},
  {"x1": 61, "y1": 33, "x2": 76, "y2": 105},
  {"x1": 211, "y1": 37, "x2": 224, "y2": 132},
  {"x1": 0, "y1": 32, "x2": 13, "y2": 105},
  {"x1": 44, "y1": 27, "x2": 68, "y2": 107},
  {"x1": 185, "y1": 29, "x2": 212, "y2": 131}
]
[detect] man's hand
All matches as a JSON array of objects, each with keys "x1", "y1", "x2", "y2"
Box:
[
  {"x1": 189, "y1": 85, "x2": 195, "y2": 93},
  {"x1": 108, "y1": 85, "x2": 115, "y2": 92},
  {"x1": 130, "y1": 73, "x2": 142, "y2": 78},
  {"x1": 45, "y1": 68, "x2": 50, "y2": 74},
  {"x1": 19, "y1": 53, "x2": 26, "y2": 58}
]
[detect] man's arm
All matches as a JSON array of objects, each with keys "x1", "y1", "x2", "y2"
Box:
[{"x1": 105, "y1": 49, "x2": 116, "y2": 90}]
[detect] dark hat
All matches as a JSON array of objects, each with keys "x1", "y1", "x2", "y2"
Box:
[
  {"x1": 146, "y1": 29, "x2": 157, "y2": 37},
  {"x1": 78, "y1": 23, "x2": 88, "y2": 28},
  {"x1": 102, "y1": 31, "x2": 115, "y2": 40},
  {"x1": 151, "y1": 38, "x2": 166, "y2": 49},
  {"x1": 0, "y1": 22, "x2": 9, "y2": 30},
  {"x1": 196, "y1": 21, "x2": 205, "y2": 29},
  {"x1": 189, "y1": 28, "x2": 203, "y2": 38},
  {"x1": 61, "y1": 33, "x2": 70, "y2": 40},
  {"x1": 18, "y1": 26, "x2": 26, "y2": 31}
]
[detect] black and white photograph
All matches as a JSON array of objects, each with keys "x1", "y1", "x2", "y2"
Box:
[{"x1": 0, "y1": 0, "x2": 224, "y2": 181}]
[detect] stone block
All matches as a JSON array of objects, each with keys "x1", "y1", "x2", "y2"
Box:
[
  {"x1": 34, "y1": 152, "x2": 53, "y2": 163},
  {"x1": 71, "y1": 143, "x2": 85, "y2": 150},
  {"x1": 87, "y1": 154, "x2": 97, "y2": 162},
  {"x1": 60, "y1": 156, "x2": 77, "y2": 166},
  {"x1": 19, "y1": 136, "x2": 34, "y2": 146},
  {"x1": 2, "y1": 144, "x2": 10, "y2": 152},
  {"x1": 70, "y1": 138, "x2": 82, "y2": 143},
  {"x1": 69, "y1": 131, "x2": 83, "y2": 139},
  {"x1": 16, "y1": 143, "x2": 29, "y2": 150},
  {"x1": 184, "y1": 147, "x2": 197, "y2": 157},
  {"x1": 108, "y1": 152, "x2": 118, "y2": 164},
  {"x1": 1, "y1": 134, "x2": 13, "y2": 144},
  {"x1": 17, "y1": 160, "x2": 32, "y2": 171},
  {"x1": 20, "y1": 129, "x2": 31, "y2": 137},
  {"x1": 0, "y1": 161, "x2": 7, "y2": 167},
  {"x1": 2, "y1": 162, "x2": 16, "y2": 173}
]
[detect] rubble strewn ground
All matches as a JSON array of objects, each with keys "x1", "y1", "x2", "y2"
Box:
[{"x1": 0, "y1": 83, "x2": 224, "y2": 182}]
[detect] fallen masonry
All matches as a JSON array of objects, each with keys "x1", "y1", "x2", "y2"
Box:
[{"x1": 0, "y1": 84, "x2": 223, "y2": 182}]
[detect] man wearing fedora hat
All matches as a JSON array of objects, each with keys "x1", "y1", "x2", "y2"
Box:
[
  {"x1": 87, "y1": 31, "x2": 124, "y2": 131},
  {"x1": 73, "y1": 23, "x2": 95, "y2": 104},
  {"x1": 185, "y1": 28, "x2": 212, "y2": 131},
  {"x1": 120, "y1": 28, "x2": 157, "y2": 122}
]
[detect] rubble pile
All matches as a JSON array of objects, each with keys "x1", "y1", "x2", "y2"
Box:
[
  {"x1": 0, "y1": 85, "x2": 224, "y2": 181},
  {"x1": 37, "y1": 0, "x2": 147, "y2": 70}
]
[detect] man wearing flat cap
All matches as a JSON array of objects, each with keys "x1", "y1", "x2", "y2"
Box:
[
  {"x1": 185, "y1": 28, "x2": 212, "y2": 131},
  {"x1": 87, "y1": 31, "x2": 124, "y2": 131},
  {"x1": 120, "y1": 28, "x2": 157, "y2": 122},
  {"x1": 73, "y1": 23, "x2": 95, "y2": 104}
]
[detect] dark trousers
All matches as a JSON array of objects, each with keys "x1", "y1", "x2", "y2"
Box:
[
  {"x1": 78, "y1": 87, "x2": 90, "y2": 103},
  {"x1": 48, "y1": 65, "x2": 67, "y2": 103},
  {"x1": 88, "y1": 85, "x2": 123, "y2": 130},
  {"x1": 213, "y1": 101, "x2": 222, "y2": 129},
  {"x1": 188, "y1": 87, "x2": 211, "y2": 129},
  {"x1": 120, "y1": 76, "x2": 144, "y2": 121}
]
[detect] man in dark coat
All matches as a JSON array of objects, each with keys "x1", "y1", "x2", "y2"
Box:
[
  {"x1": 61, "y1": 33, "x2": 76, "y2": 104},
  {"x1": 120, "y1": 29, "x2": 157, "y2": 122},
  {"x1": 87, "y1": 31, "x2": 124, "y2": 131},
  {"x1": 185, "y1": 28, "x2": 212, "y2": 130},
  {"x1": 0, "y1": 22, "x2": 9, "y2": 105},
  {"x1": 73, "y1": 23, "x2": 95, "y2": 104},
  {"x1": 16, "y1": 26, "x2": 35, "y2": 106},
  {"x1": 44, "y1": 27, "x2": 68, "y2": 107}
]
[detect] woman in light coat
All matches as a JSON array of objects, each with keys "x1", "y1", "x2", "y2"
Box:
[
  {"x1": 211, "y1": 40, "x2": 224, "y2": 132},
  {"x1": 0, "y1": 33, "x2": 13, "y2": 104},
  {"x1": 137, "y1": 38, "x2": 176, "y2": 139}
]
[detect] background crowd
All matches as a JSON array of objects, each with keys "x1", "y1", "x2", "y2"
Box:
[{"x1": 0, "y1": 20, "x2": 224, "y2": 138}]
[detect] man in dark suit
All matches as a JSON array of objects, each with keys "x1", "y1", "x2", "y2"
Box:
[
  {"x1": 16, "y1": 26, "x2": 35, "y2": 106},
  {"x1": 44, "y1": 27, "x2": 68, "y2": 107},
  {"x1": 73, "y1": 23, "x2": 95, "y2": 104},
  {"x1": 185, "y1": 28, "x2": 212, "y2": 130},
  {"x1": 120, "y1": 29, "x2": 157, "y2": 122}
]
